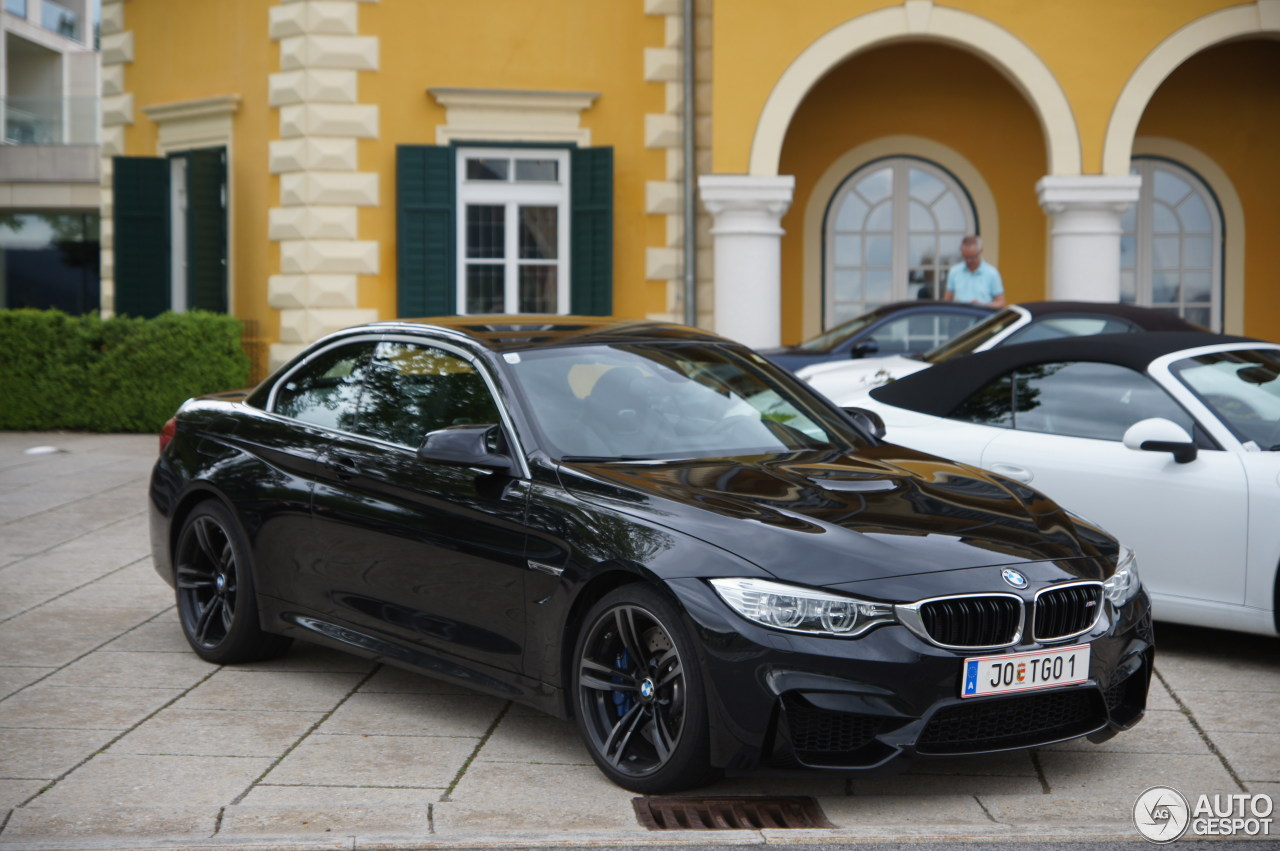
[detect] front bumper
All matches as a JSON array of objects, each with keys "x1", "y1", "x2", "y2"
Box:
[{"x1": 665, "y1": 575, "x2": 1153, "y2": 774}]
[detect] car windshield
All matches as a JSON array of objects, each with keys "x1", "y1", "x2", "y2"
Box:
[
  {"x1": 1170, "y1": 348, "x2": 1280, "y2": 450},
  {"x1": 796, "y1": 310, "x2": 884, "y2": 353},
  {"x1": 922, "y1": 308, "x2": 1023, "y2": 363},
  {"x1": 505, "y1": 342, "x2": 858, "y2": 460}
]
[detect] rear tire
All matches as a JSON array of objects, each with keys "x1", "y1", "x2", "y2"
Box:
[
  {"x1": 174, "y1": 501, "x2": 292, "y2": 664},
  {"x1": 572, "y1": 584, "x2": 720, "y2": 793}
]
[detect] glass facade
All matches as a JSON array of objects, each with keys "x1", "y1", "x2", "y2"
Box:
[{"x1": 0, "y1": 211, "x2": 101, "y2": 314}]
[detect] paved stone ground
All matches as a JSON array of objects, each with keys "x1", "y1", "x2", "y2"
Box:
[{"x1": 0, "y1": 431, "x2": 1276, "y2": 850}]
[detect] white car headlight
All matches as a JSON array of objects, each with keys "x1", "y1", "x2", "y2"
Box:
[
  {"x1": 1104, "y1": 545, "x2": 1141, "y2": 606},
  {"x1": 710, "y1": 578, "x2": 896, "y2": 637}
]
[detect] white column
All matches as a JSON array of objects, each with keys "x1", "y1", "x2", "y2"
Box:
[
  {"x1": 1036, "y1": 175, "x2": 1141, "y2": 302},
  {"x1": 698, "y1": 175, "x2": 795, "y2": 348}
]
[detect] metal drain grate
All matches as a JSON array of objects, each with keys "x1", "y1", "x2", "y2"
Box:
[{"x1": 633, "y1": 796, "x2": 834, "y2": 830}]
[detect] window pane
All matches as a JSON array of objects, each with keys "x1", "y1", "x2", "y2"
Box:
[
  {"x1": 466, "y1": 264, "x2": 505, "y2": 313},
  {"x1": 908, "y1": 234, "x2": 938, "y2": 267},
  {"x1": 908, "y1": 168, "x2": 945, "y2": 204},
  {"x1": 274, "y1": 343, "x2": 369, "y2": 432},
  {"x1": 466, "y1": 158, "x2": 509, "y2": 181},
  {"x1": 856, "y1": 167, "x2": 892, "y2": 203},
  {"x1": 1153, "y1": 169, "x2": 1190, "y2": 206},
  {"x1": 1120, "y1": 269, "x2": 1136, "y2": 302},
  {"x1": 834, "y1": 194, "x2": 868, "y2": 230},
  {"x1": 518, "y1": 206, "x2": 558, "y2": 260},
  {"x1": 908, "y1": 200, "x2": 934, "y2": 230},
  {"x1": 833, "y1": 234, "x2": 860, "y2": 266},
  {"x1": 355, "y1": 343, "x2": 501, "y2": 446},
  {"x1": 1153, "y1": 203, "x2": 1179, "y2": 234},
  {"x1": 952, "y1": 374, "x2": 1014, "y2": 427},
  {"x1": 1120, "y1": 235, "x2": 1136, "y2": 270},
  {"x1": 1184, "y1": 236, "x2": 1212, "y2": 268},
  {"x1": 1183, "y1": 307, "x2": 1211, "y2": 328},
  {"x1": 1183, "y1": 271, "x2": 1212, "y2": 303},
  {"x1": 1010, "y1": 361, "x2": 1193, "y2": 441},
  {"x1": 866, "y1": 268, "x2": 892, "y2": 303},
  {"x1": 0, "y1": 210, "x2": 101, "y2": 314},
  {"x1": 833, "y1": 268, "x2": 861, "y2": 301},
  {"x1": 466, "y1": 205, "x2": 505, "y2": 259},
  {"x1": 515, "y1": 159, "x2": 559, "y2": 182},
  {"x1": 1120, "y1": 205, "x2": 1137, "y2": 232},
  {"x1": 866, "y1": 235, "x2": 892, "y2": 266},
  {"x1": 1178, "y1": 194, "x2": 1211, "y2": 232},
  {"x1": 865, "y1": 201, "x2": 893, "y2": 231},
  {"x1": 519, "y1": 266, "x2": 558, "y2": 313},
  {"x1": 1152, "y1": 271, "x2": 1181, "y2": 303},
  {"x1": 932, "y1": 193, "x2": 966, "y2": 230},
  {"x1": 1152, "y1": 236, "x2": 1180, "y2": 268}
]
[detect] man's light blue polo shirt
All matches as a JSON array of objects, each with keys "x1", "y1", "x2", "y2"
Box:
[{"x1": 946, "y1": 260, "x2": 1003, "y2": 304}]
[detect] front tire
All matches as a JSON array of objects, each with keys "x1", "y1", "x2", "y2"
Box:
[
  {"x1": 573, "y1": 584, "x2": 719, "y2": 793},
  {"x1": 174, "y1": 501, "x2": 292, "y2": 664}
]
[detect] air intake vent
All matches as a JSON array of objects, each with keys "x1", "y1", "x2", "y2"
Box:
[
  {"x1": 1034, "y1": 582, "x2": 1103, "y2": 641},
  {"x1": 917, "y1": 689, "x2": 1106, "y2": 754},
  {"x1": 633, "y1": 796, "x2": 834, "y2": 830},
  {"x1": 918, "y1": 594, "x2": 1022, "y2": 648}
]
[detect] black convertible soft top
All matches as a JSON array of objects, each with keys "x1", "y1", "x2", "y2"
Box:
[{"x1": 869, "y1": 331, "x2": 1261, "y2": 416}]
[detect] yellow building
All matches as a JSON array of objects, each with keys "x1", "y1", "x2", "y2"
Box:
[{"x1": 98, "y1": 0, "x2": 1280, "y2": 373}]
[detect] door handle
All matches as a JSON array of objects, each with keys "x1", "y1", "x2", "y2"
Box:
[
  {"x1": 988, "y1": 462, "x2": 1033, "y2": 483},
  {"x1": 326, "y1": 454, "x2": 361, "y2": 481}
]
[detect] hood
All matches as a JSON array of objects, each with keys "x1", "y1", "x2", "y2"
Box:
[{"x1": 559, "y1": 446, "x2": 1115, "y2": 587}]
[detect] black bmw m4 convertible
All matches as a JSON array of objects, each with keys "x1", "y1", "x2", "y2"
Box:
[{"x1": 149, "y1": 315, "x2": 1152, "y2": 793}]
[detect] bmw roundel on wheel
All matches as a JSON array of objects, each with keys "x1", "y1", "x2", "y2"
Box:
[{"x1": 149, "y1": 315, "x2": 1153, "y2": 793}]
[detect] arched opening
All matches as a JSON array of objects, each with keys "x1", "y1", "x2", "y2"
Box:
[{"x1": 779, "y1": 42, "x2": 1046, "y2": 342}]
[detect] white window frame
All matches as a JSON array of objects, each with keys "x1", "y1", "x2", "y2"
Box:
[
  {"x1": 824, "y1": 157, "x2": 976, "y2": 327},
  {"x1": 455, "y1": 147, "x2": 570, "y2": 315},
  {"x1": 1122, "y1": 158, "x2": 1222, "y2": 331}
]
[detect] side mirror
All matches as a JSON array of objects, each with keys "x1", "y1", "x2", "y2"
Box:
[
  {"x1": 1122, "y1": 417, "x2": 1197, "y2": 464},
  {"x1": 843, "y1": 406, "x2": 886, "y2": 439},
  {"x1": 850, "y1": 339, "x2": 880, "y2": 359},
  {"x1": 417, "y1": 424, "x2": 513, "y2": 472}
]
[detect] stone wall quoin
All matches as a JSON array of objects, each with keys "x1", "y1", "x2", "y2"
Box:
[{"x1": 267, "y1": 0, "x2": 381, "y2": 370}]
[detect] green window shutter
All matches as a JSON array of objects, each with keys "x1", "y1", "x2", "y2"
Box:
[
  {"x1": 113, "y1": 156, "x2": 170, "y2": 318},
  {"x1": 184, "y1": 148, "x2": 228, "y2": 313},
  {"x1": 396, "y1": 145, "x2": 455, "y2": 317},
  {"x1": 570, "y1": 146, "x2": 613, "y2": 316}
]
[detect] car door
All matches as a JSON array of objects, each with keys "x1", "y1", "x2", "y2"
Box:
[
  {"x1": 248, "y1": 339, "x2": 376, "y2": 603},
  {"x1": 308, "y1": 338, "x2": 533, "y2": 675},
  {"x1": 968, "y1": 360, "x2": 1249, "y2": 607}
]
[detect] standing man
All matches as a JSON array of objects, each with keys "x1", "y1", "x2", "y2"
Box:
[{"x1": 944, "y1": 235, "x2": 1005, "y2": 307}]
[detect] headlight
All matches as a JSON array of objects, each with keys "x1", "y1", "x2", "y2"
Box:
[
  {"x1": 709, "y1": 578, "x2": 896, "y2": 637},
  {"x1": 1104, "y1": 545, "x2": 1141, "y2": 606}
]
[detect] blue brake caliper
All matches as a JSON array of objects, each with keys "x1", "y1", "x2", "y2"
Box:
[{"x1": 612, "y1": 649, "x2": 633, "y2": 718}]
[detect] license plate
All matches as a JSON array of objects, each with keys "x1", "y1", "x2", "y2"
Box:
[{"x1": 961, "y1": 644, "x2": 1090, "y2": 698}]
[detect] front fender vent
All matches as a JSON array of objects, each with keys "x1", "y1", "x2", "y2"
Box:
[{"x1": 633, "y1": 796, "x2": 834, "y2": 830}]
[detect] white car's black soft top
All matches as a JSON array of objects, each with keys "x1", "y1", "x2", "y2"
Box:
[{"x1": 870, "y1": 330, "x2": 1262, "y2": 417}]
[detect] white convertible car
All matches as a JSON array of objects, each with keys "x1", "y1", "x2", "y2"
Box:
[
  {"x1": 845, "y1": 331, "x2": 1280, "y2": 636},
  {"x1": 799, "y1": 301, "x2": 1197, "y2": 404}
]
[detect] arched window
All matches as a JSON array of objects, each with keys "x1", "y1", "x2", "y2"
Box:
[
  {"x1": 1121, "y1": 159, "x2": 1222, "y2": 330},
  {"x1": 824, "y1": 158, "x2": 977, "y2": 326}
]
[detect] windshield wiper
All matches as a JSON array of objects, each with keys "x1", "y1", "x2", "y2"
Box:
[{"x1": 559, "y1": 455, "x2": 657, "y2": 463}]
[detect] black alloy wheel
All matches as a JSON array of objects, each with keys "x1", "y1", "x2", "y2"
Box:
[
  {"x1": 573, "y1": 585, "x2": 718, "y2": 793},
  {"x1": 174, "y1": 501, "x2": 291, "y2": 664}
]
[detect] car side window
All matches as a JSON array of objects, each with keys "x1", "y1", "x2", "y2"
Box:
[
  {"x1": 1000, "y1": 315, "x2": 1135, "y2": 346},
  {"x1": 354, "y1": 342, "x2": 502, "y2": 448},
  {"x1": 868, "y1": 312, "x2": 984, "y2": 356},
  {"x1": 273, "y1": 343, "x2": 372, "y2": 432},
  {"x1": 952, "y1": 361, "x2": 1196, "y2": 441}
]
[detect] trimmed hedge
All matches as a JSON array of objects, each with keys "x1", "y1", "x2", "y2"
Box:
[{"x1": 0, "y1": 309, "x2": 251, "y2": 433}]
